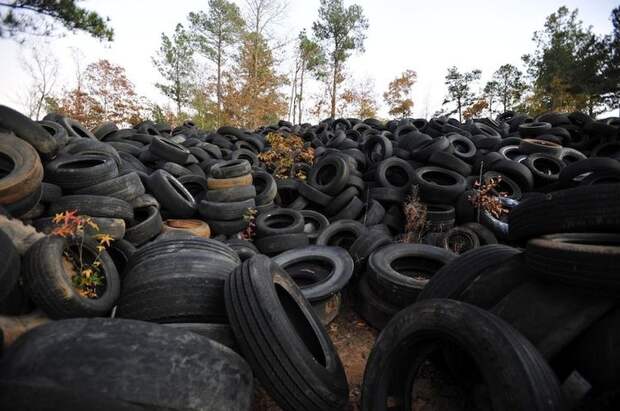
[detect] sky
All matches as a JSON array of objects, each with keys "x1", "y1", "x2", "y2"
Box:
[{"x1": 0, "y1": 0, "x2": 617, "y2": 121}]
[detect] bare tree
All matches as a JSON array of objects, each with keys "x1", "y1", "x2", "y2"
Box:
[
  {"x1": 20, "y1": 46, "x2": 58, "y2": 120},
  {"x1": 244, "y1": 0, "x2": 287, "y2": 38}
]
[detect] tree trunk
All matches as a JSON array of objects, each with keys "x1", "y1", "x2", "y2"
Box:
[
  {"x1": 298, "y1": 63, "x2": 305, "y2": 124},
  {"x1": 216, "y1": 39, "x2": 222, "y2": 127},
  {"x1": 331, "y1": 61, "x2": 338, "y2": 119},
  {"x1": 457, "y1": 97, "x2": 462, "y2": 122}
]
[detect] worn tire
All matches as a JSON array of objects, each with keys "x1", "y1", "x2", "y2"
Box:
[
  {"x1": 22, "y1": 236, "x2": 120, "y2": 318},
  {"x1": 225, "y1": 255, "x2": 349, "y2": 411},
  {"x1": 362, "y1": 299, "x2": 564, "y2": 411}
]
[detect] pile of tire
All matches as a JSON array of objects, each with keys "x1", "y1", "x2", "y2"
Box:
[{"x1": 0, "y1": 102, "x2": 619, "y2": 410}]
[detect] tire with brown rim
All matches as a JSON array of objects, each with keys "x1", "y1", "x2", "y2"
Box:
[
  {"x1": 0, "y1": 132, "x2": 44, "y2": 205},
  {"x1": 162, "y1": 219, "x2": 211, "y2": 238},
  {"x1": 22, "y1": 236, "x2": 120, "y2": 318}
]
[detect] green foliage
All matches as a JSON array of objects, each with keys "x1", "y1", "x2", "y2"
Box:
[
  {"x1": 522, "y1": 6, "x2": 614, "y2": 115},
  {"x1": 312, "y1": 0, "x2": 368, "y2": 118},
  {"x1": 188, "y1": 0, "x2": 244, "y2": 126},
  {"x1": 188, "y1": 0, "x2": 244, "y2": 62},
  {"x1": 0, "y1": 0, "x2": 113, "y2": 41},
  {"x1": 442, "y1": 66, "x2": 481, "y2": 122},
  {"x1": 152, "y1": 23, "x2": 196, "y2": 115},
  {"x1": 484, "y1": 64, "x2": 526, "y2": 114}
]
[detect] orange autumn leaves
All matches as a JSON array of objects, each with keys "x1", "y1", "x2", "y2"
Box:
[{"x1": 52, "y1": 210, "x2": 114, "y2": 298}]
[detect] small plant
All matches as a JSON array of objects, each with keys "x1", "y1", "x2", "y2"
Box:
[
  {"x1": 468, "y1": 177, "x2": 509, "y2": 219},
  {"x1": 52, "y1": 210, "x2": 114, "y2": 299},
  {"x1": 402, "y1": 188, "x2": 428, "y2": 243},
  {"x1": 258, "y1": 132, "x2": 314, "y2": 180},
  {"x1": 241, "y1": 207, "x2": 257, "y2": 240}
]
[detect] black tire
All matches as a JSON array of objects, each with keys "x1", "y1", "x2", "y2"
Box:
[
  {"x1": 448, "y1": 134, "x2": 477, "y2": 161},
  {"x1": 558, "y1": 158, "x2": 620, "y2": 187},
  {"x1": 177, "y1": 173, "x2": 209, "y2": 202},
  {"x1": 210, "y1": 159, "x2": 251, "y2": 178},
  {"x1": 146, "y1": 170, "x2": 197, "y2": 218},
  {"x1": 441, "y1": 226, "x2": 480, "y2": 254},
  {"x1": 130, "y1": 193, "x2": 160, "y2": 209},
  {"x1": 418, "y1": 245, "x2": 521, "y2": 301},
  {"x1": 199, "y1": 199, "x2": 255, "y2": 221},
  {"x1": 253, "y1": 169, "x2": 277, "y2": 205},
  {"x1": 324, "y1": 186, "x2": 359, "y2": 216},
  {"x1": 74, "y1": 171, "x2": 145, "y2": 201},
  {"x1": 374, "y1": 157, "x2": 416, "y2": 191},
  {"x1": 300, "y1": 209, "x2": 329, "y2": 241},
  {"x1": 491, "y1": 280, "x2": 614, "y2": 359},
  {"x1": 106, "y1": 238, "x2": 136, "y2": 277},
  {"x1": 298, "y1": 181, "x2": 333, "y2": 206},
  {"x1": 124, "y1": 206, "x2": 163, "y2": 246},
  {"x1": 22, "y1": 236, "x2": 120, "y2": 318},
  {"x1": 368, "y1": 187, "x2": 406, "y2": 204},
  {"x1": 414, "y1": 166, "x2": 467, "y2": 204},
  {"x1": 526, "y1": 233, "x2": 620, "y2": 295},
  {"x1": 255, "y1": 232, "x2": 309, "y2": 255},
  {"x1": 329, "y1": 195, "x2": 364, "y2": 221},
  {"x1": 118, "y1": 237, "x2": 239, "y2": 323},
  {"x1": 508, "y1": 184, "x2": 620, "y2": 241},
  {"x1": 225, "y1": 255, "x2": 349, "y2": 411},
  {"x1": 92, "y1": 121, "x2": 118, "y2": 140},
  {"x1": 426, "y1": 204, "x2": 456, "y2": 232},
  {"x1": 149, "y1": 136, "x2": 190, "y2": 163},
  {"x1": 462, "y1": 221, "x2": 498, "y2": 245},
  {"x1": 362, "y1": 299, "x2": 564, "y2": 411},
  {"x1": 316, "y1": 219, "x2": 367, "y2": 251},
  {"x1": 0, "y1": 133, "x2": 44, "y2": 205},
  {"x1": 165, "y1": 322, "x2": 238, "y2": 351},
  {"x1": 356, "y1": 274, "x2": 400, "y2": 330},
  {"x1": 349, "y1": 230, "x2": 392, "y2": 267},
  {"x1": 205, "y1": 184, "x2": 256, "y2": 203},
  {"x1": 524, "y1": 153, "x2": 564, "y2": 185},
  {"x1": 224, "y1": 238, "x2": 259, "y2": 261},
  {"x1": 0, "y1": 318, "x2": 253, "y2": 410},
  {"x1": 40, "y1": 182, "x2": 62, "y2": 203},
  {"x1": 38, "y1": 119, "x2": 70, "y2": 147},
  {"x1": 48, "y1": 195, "x2": 134, "y2": 221},
  {"x1": 429, "y1": 150, "x2": 472, "y2": 176},
  {"x1": 367, "y1": 243, "x2": 454, "y2": 307},
  {"x1": 45, "y1": 155, "x2": 118, "y2": 190},
  {"x1": 308, "y1": 156, "x2": 350, "y2": 195},
  {"x1": 358, "y1": 199, "x2": 386, "y2": 226},
  {"x1": 272, "y1": 245, "x2": 354, "y2": 302},
  {"x1": 0, "y1": 105, "x2": 59, "y2": 157},
  {"x1": 488, "y1": 159, "x2": 535, "y2": 192},
  {"x1": 208, "y1": 218, "x2": 249, "y2": 236},
  {"x1": 0, "y1": 229, "x2": 20, "y2": 304},
  {"x1": 255, "y1": 208, "x2": 304, "y2": 237}
]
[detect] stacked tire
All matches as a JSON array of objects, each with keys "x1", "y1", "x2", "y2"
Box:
[{"x1": 200, "y1": 159, "x2": 255, "y2": 236}]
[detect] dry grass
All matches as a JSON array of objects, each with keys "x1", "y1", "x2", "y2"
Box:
[{"x1": 402, "y1": 188, "x2": 428, "y2": 243}]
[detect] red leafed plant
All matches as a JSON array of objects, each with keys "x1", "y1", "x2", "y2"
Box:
[
  {"x1": 51, "y1": 210, "x2": 114, "y2": 298},
  {"x1": 240, "y1": 207, "x2": 257, "y2": 240}
]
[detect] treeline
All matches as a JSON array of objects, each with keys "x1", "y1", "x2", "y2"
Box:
[{"x1": 5, "y1": 1, "x2": 620, "y2": 128}]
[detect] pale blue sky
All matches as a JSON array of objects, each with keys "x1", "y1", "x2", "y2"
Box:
[{"x1": 0, "y1": 0, "x2": 616, "y2": 120}]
